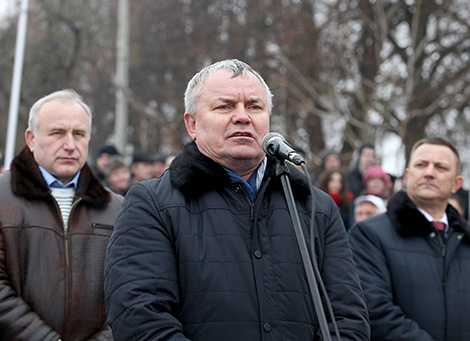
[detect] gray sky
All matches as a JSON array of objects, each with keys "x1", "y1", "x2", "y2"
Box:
[{"x1": 0, "y1": 1, "x2": 16, "y2": 18}]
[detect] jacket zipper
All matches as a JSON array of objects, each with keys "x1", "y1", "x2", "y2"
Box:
[
  {"x1": 434, "y1": 230, "x2": 447, "y2": 258},
  {"x1": 235, "y1": 185, "x2": 254, "y2": 220},
  {"x1": 51, "y1": 193, "x2": 82, "y2": 335},
  {"x1": 63, "y1": 198, "x2": 82, "y2": 332},
  {"x1": 234, "y1": 176, "x2": 271, "y2": 221},
  {"x1": 437, "y1": 229, "x2": 449, "y2": 341}
]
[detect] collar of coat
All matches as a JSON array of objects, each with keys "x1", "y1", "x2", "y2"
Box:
[
  {"x1": 169, "y1": 141, "x2": 310, "y2": 199},
  {"x1": 10, "y1": 146, "x2": 111, "y2": 208},
  {"x1": 387, "y1": 189, "x2": 470, "y2": 239}
]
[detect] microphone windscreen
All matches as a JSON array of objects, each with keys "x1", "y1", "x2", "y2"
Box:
[{"x1": 262, "y1": 132, "x2": 284, "y2": 154}]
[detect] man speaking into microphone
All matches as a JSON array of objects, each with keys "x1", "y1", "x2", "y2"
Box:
[{"x1": 104, "y1": 59, "x2": 369, "y2": 340}]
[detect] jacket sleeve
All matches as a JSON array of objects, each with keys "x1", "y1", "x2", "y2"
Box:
[
  {"x1": 104, "y1": 182, "x2": 190, "y2": 341},
  {"x1": 86, "y1": 320, "x2": 112, "y2": 340},
  {"x1": 348, "y1": 221, "x2": 434, "y2": 340},
  {"x1": 0, "y1": 236, "x2": 61, "y2": 341},
  {"x1": 315, "y1": 191, "x2": 370, "y2": 340}
]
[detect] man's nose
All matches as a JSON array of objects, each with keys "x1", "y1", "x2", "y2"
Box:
[
  {"x1": 423, "y1": 164, "x2": 436, "y2": 177},
  {"x1": 232, "y1": 106, "x2": 251, "y2": 124},
  {"x1": 62, "y1": 133, "x2": 76, "y2": 150}
]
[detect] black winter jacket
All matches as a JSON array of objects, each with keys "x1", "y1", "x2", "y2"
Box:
[
  {"x1": 104, "y1": 142, "x2": 369, "y2": 341},
  {"x1": 346, "y1": 167, "x2": 364, "y2": 199},
  {"x1": 349, "y1": 190, "x2": 470, "y2": 340}
]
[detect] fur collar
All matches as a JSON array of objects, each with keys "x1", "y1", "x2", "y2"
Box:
[
  {"x1": 169, "y1": 142, "x2": 310, "y2": 198},
  {"x1": 10, "y1": 146, "x2": 111, "y2": 208},
  {"x1": 387, "y1": 190, "x2": 470, "y2": 239}
]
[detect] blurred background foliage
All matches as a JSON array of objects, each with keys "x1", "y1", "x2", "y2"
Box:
[{"x1": 1, "y1": 0, "x2": 470, "y2": 177}]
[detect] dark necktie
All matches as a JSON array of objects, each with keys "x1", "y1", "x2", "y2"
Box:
[{"x1": 432, "y1": 221, "x2": 446, "y2": 231}]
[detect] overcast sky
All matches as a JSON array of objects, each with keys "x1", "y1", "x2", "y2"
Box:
[{"x1": 0, "y1": 1, "x2": 16, "y2": 18}]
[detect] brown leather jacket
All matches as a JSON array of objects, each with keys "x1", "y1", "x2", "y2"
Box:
[{"x1": 0, "y1": 147, "x2": 123, "y2": 341}]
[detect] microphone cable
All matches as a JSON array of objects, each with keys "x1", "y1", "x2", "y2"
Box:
[{"x1": 301, "y1": 162, "x2": 342, "y2": 341}]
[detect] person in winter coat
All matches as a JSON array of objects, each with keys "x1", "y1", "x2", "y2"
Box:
[
  {"x1": 353, "y1": 194, "x2": 386, "y2": 223},
  {"x1": 346, "y1": 142, "x2": 376, "y2": 198},
  {"x1": 104, "y1": 155, "x2": 131, "y2": 196},
  {"x1": 311, "y1": 149, "x2": 343, "y2": 184},
  {"x1": 348, "y1": 136, "x2": 470, "y2": 341},
  {"x1": 104, "y1": 59, "x2": 370, "y2": 341},
  {"x1": 316, "y1": 169, "x2": 355, "y2": 230},
  {"x1": 362, "y1": 165, "x2": 392, "y2": 202},
  {"x1": 0, "y1": 89, "x2": 123, "y2": 340}
]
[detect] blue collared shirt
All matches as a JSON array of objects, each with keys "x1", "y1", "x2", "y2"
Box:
[
  {"x1": 223, "y1": 158, "x2": 267, "y2": 202},
  {"x1": 38, "y1": 165, "x2": 80, "y2": 189}
]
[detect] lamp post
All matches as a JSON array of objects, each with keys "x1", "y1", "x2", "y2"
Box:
[{"x1": 4, "y1": 0, "x2": 29, "y2": 170}]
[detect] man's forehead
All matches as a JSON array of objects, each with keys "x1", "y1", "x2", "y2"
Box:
[
  {"x1": 205, "y1": 69, "x2": 262, "y2": 88},
  {"x1": 39, "y1": 98, "x2": 77, "y2": 110},
  {"x1": 37, "y1": 104, "x2": 90, "y2": 130},
  {"x1": 411, "y1": 144, "x2": 456, "y2": 164}
]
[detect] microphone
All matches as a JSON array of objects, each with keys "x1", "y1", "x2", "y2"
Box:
[{"x1": 262, "y1": 132, "x2": 305, "y2": 165}]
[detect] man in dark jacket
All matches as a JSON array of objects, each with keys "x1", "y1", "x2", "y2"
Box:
[
  {"x1": 349, "y1": 137, "x2": 470, "y2": 340},
  {"x1": 104, "y1": 59, "x2": 369, "y2": 340},
  {"x1": 0, "y1": 89, "x2": 123, "y2": 340}
]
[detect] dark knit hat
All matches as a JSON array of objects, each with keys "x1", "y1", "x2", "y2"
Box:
[
  {"x1": 132, "y1": 152, "x2": 157, "y2": 164},
  {"x1": 98, "y1": 145, "x2": 120, "y2": 156}
]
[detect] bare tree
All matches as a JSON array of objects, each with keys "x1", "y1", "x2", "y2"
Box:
[
  {"x1": 273, "y1": 0, "x2": 470, "y2": 172},
  {"x1": 1, "y1": 0, "x2": 469, "y2": 176}
]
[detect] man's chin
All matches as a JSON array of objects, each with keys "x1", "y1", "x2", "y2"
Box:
[
  {"x1": 54, "y1": 166, "x2": 80, "y2": 179},
  {"x1": 230, "y1": 152, "x2": 264, "y2": 162},
  {"x1": 415, "y1": 192, "x2": 441, "y2": 203},
  {"x1": 228, "y1": 145, "x2": 263, "y2": 157}
]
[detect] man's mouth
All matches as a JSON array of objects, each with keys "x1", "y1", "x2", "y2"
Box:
[
  {"x1": 231, "y1": 132, "x2": 253, "y2": 138},
  {"x1": 419, "y1": 182, "x2": 436, "y2": 188}
]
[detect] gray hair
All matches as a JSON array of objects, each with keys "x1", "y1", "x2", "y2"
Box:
[
  {"x1": 184, "y1": 59, "x2": 274, "y2": 115},
  {"x1": 28, "y1": 89, "x2": 92, "y2": 138}
]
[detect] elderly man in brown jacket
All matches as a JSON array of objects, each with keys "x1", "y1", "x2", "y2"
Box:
[{"x1": 0, "y1": 89, "x2": 122, "y2": 340}]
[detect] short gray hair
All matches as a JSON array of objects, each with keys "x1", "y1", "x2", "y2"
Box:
[
  {"x1": 28, "y1": 89, "x2": 92, "y2": 137},
  {"x1": 184, "y1": 59, "x2": 274, "y2": 115},
  {"x1": 410, "y1": 136, "x2": 461, "y2": 173}
]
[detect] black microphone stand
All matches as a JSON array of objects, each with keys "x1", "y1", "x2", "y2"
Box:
[{"x1": 275, "y1": 161, "x2": 337, "y2": 341}]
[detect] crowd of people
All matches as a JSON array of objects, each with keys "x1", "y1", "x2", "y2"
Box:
[
  {"x1": 88, "y1": 144, "x2": 176, "y2": 196},
  {"x1": 0, "y1": 58, "x2": 469, "y2": 340},
  {"x1": 311, "y1": 138, "x2": 469, "y2": 230}
]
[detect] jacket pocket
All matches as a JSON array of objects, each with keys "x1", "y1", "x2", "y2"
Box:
[{"x1": 91, "y1": 223, "x2": 114, "y2": 236}]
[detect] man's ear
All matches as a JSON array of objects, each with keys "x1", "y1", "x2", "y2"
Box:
[
  {"x1": 402, "y1": 168, "x2": 410, "y2": 189},
  {"x1": 25, "y1": 129, "x2": 35, "y2": 152},
  {"x1": 184, "y1": 112, "x2": 197, "y2": 141},
  {"x1": 452, "y1": 175, "x2": 464, "y2": 194}
]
